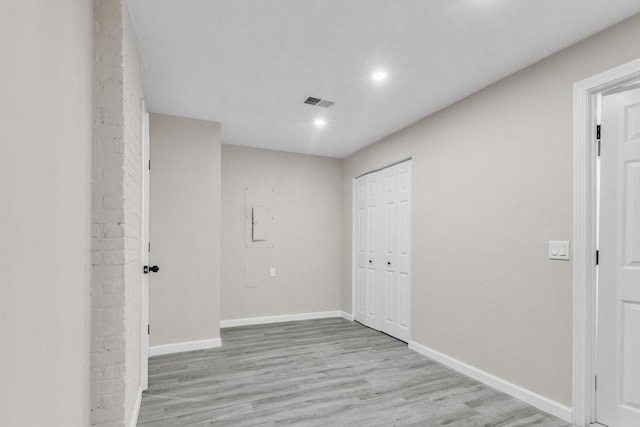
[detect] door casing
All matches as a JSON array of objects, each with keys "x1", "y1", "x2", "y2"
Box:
[
  {"x1": 572, "y1": 58, "x2": 640, "y2": 427},
  {"x1": 140, "y1": 100, "x2": 150, "y2": 391}
]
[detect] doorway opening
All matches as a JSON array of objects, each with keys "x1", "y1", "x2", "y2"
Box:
[{"x1": 572, "y1": 58, "x2": 640, "y2": 427}]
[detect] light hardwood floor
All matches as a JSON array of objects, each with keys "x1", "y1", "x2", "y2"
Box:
[{"x1": 138, "y1": 318, "x2": 571, "y2": 426}]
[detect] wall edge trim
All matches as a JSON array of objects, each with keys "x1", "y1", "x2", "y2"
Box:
[
  {"x1": 149, "y1": 338, "x2": 222, "y2": 357},
  {"x1": 129, "y1": 386, "x2": 142, "y2": 427},
  {"x1": 220, "y1": 311, "x2": 345, "y2": 328},
  {"x1": 341, "y1": 311, "x2": 355, "y2": 321},
  {"x1": 408, "y1": 340, "x2": 572, "y2": 423}
]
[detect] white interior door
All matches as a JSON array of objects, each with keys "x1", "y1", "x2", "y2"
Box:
[
  {"x1": 396, "y1": 161, "x2": 411, "y2": 341},
  {"x1": 140, "y1": 102, "x2": 150, "y2": 391},
  {"x1": 353, "y1": 160, "x2": 411, "y2": 341},
  {"x1": 364, "y1": 172, "x2": 382, "y2": 330},
  {"x1": 380, "y1": 162, "x2": 411, "y2": 342},
  {"x1": 381, "y1": 166, "x2": 398, "y2": 337},
  {"x1": 597, "y1": 87, "x2": 640, "y2": 427},
  {"x1": 354, "y1": 170, "x2": 382, "y2": 330},
  {"x1": 355, "y1": 177, "x2": 367, "y2": 325}
]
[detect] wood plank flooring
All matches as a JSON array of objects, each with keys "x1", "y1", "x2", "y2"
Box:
[{"x1": 138, "y1": 318, "x2": 571, "y2": 426}]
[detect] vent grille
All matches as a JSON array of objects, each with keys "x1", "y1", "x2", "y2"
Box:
[
  {"x1": 304, "y1": 97, "x2": 322, "y2": 106},
  {"x1": 304, "y1": 96, "x2": 334, "y2": 108}
]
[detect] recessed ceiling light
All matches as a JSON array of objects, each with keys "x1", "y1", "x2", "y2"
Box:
[
  {"x1": 314, "y1": 118, "x2": 326, "y2": 127},
  {"x1": 372, "y1": 71, "x2": 387, "y2": 81}
]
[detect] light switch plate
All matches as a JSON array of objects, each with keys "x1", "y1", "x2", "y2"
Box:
[
  {"x1": 548, "y1": 241, "x2": 570, "y2": 260},
  {"x1": 270, "y1": 267, "x2": 276, "y2": 277}
]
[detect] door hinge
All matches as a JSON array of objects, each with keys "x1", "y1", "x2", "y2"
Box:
[
  {"x1": 595, "y1": 375, "x2": 598, "y2": 391},
  {"x1": 596, "y1": 250, "x2": 599, "y2": 266},
  {"x1": 596, "y1": 125, "x2": 601, "y2": 156},
  {"x1": 148, "y1": 160, "x2": 151, "y2": 170},
  {"x1": 148, "y1": 242, "x2": 151, "y2": 252},
  {"x1": 147, "y1": 324, "x2": 150, "y2": 335}
]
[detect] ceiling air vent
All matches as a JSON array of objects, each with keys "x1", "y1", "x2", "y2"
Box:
[
  {"x1": 304, "y1": 96, "x2": 321, "y2": 105},
  {"x1": 304, "y1": 96, "x2": 334, "y2": 108}
]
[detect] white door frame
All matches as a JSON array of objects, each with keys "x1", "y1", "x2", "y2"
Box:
[
  {"x1": 572, "y1": 58, "x2": 640, "y2": 427},
  {"x1": 140, "y1": 99, "x2": 150, "y2": 391}
]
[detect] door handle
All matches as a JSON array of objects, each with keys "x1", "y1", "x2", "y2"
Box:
[
  {"x1": 143, "y1": 265, "x2": 160, "y2": 274},
  {"x1": 369, "y1": 260, "x2": 373, "y2": 264},
  {"x1": 387, "y1": 261, "x2": 391, "y2": 266}
]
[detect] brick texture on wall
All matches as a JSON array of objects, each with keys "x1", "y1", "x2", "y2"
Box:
[
  {"x1": 122, "y1": 5, "x2": 144, "y2": 424},
  {"x1": 91, "y1": 0, "x2": 144, "y2": 425}
]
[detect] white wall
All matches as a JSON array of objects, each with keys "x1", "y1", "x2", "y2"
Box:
[
  {"x1": 91, "y1": 0, "x2": 145, "y2": 425},
  {"x1": 0, "y1": 2, "x2": 93, "y2": 426},
  {"x1": 221, "y1": 145, "x2": 343, "y2": 321},
  {"x1": 122, "y1": 4, "x2": 145, "y2": 424},
  {"x1": 149, "y1": 114, "x2": 221, "y2": 346},
  {"x1": 342, "y1": 14, "x2": 640, "y2": 406}
]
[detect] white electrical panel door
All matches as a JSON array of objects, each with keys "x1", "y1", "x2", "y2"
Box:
[
  {"x1": 244, "y1": 188, "x2": 274, "y2": 248},
  {"x1": 597, "y1": 87, "x2": 640, "y2": 427},
  {"x1": 252, "y1": 205, "x2": 268, "y2": 241}
]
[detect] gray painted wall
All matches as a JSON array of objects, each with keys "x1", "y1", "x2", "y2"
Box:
[
  {"x1": 0, "y1": 2, "x2": 93, "y2": 425},
  {"x1": 1, "y1": 5, "x2": 636, "y2": 424},
  {"x1": 342, "y1": 14, "x2": 640, "y2": 406},
  {"x1": 221, "y1": 145, "x2": 343, "y2": 320},
  {"x1": 149, "y1": 114, "x2": 222, "y2": 346}
]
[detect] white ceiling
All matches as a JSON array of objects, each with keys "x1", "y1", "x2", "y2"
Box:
[{"x1": 127, "y1": 0, "x2": 640, "y2": 158}]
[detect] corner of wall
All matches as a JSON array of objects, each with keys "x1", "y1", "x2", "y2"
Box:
[
  {"x1": 91, "y1": 0, "x2": 145, "y2": 425},
  {"x1": 122, "y1": 1, "x2": 145, "y2": 424},
  {"x1": 220, "y1": 147, "x2": 343, "y2": 320}
]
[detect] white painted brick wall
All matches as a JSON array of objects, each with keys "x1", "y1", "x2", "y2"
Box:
[
  {"x1": 122, "y1": 5, "x2": 144, "y2": 424},
  {"x1": 91, "y1": 0, "x2": 144, "y2": 425}
]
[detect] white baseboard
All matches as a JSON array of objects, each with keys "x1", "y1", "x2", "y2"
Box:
[
  {"x1": 220, "y1": 310, "x2": 348, "y2": 328},
  {"x1": 149, "y1": 337, "x2": 222, "y2": 357},
  {"x1": 129, "y1": 386, "x2": 142, "y2": 427},
  {"x1": 408, "y1": 341, "x2": 572, "y2": 423},
  {"x1": 341, "y1": 311, "x2": 354, "y2": 321}
]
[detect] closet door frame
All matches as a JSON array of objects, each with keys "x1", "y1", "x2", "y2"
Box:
[{"x1": 352, "y1": 158, "x2": 412, "y2": 341}]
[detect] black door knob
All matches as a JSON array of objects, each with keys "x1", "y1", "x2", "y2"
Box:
[
  {"x1": 387, "y1": 261, "x2": 391, "y2": 266},
  {"x1": 143, "y1": 265, "x2": 160, "y2": 274},
  {"x1": 368, "y1": 260, "x2": 373, "y2": 264}
]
